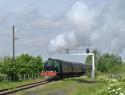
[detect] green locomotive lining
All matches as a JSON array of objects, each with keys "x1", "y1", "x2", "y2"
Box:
[{"x1": 44, "y1": 59, "x2": 61, "y2": 72}]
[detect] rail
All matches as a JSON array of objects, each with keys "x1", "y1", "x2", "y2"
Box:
[{"x1": 0, "y1": 80, "x2": 50, "y2": 95}]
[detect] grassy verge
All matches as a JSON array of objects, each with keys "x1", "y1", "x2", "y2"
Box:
[
  {"x1": 16, "y1": 77, "x2": 106, "y2": 95},
  {"x1": 0, "y1": 77, "x2": 43, "y2": 90}
]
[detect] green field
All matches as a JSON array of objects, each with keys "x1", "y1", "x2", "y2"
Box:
[
  {"x1": 15, "y1": 77, "x2": 106, "y2": 95},
  {"x1": 0, "y1": 77, "x2": 43, "y2": 90}
]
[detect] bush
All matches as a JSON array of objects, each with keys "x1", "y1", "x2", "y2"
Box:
[
  {"x1": 85, "y1": 49, "x2": 123, "y2": 73},
  {"x1": 97, "y1": 77, "x2": 125, "y2": 95},
  {"x1": 0, "y1": 54, "x2": 43, "y2": 81}
]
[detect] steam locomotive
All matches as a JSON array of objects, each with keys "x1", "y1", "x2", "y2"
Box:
[{"x1": 42, "y1": 58, "x2": 92, "y2": 80}]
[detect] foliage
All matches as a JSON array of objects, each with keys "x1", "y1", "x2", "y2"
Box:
[
  {"x1": 97, "y1": 53, "x2": 122, "y2": 72},
  {"x1": 96, "y1": 74, "x2": 108, "y2": 82},
  {"x1": 85, "y1": 49, "x2": 123, "y2": 73},
  {"x1": 0, "y1": 54, "x2": 43, "y2": 81},
  {"x1": 85, "y1": 49, "x2": 101, "y2": 65},
  {"x1": 97, "y1": 78, "x2": 125, "y2": 95}
]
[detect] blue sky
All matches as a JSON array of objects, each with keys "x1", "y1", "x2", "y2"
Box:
[{"x1": 0, "y1": 0, "x2": 125, "y2": 62}]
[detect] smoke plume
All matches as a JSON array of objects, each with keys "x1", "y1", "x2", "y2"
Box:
[{"x1": 48, "y1": 0, "x2": 125, "y2": 54}]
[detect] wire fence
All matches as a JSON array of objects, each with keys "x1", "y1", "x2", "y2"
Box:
[
  {"x1": 0, "y1": 72, "x2": 42, "y2": 82},
  {"x1": 107, "y1": 72, "x2": 125, "y2": 80},
  {"x1": 97, "y1": 72, "x2": 125, "y2": 80}
]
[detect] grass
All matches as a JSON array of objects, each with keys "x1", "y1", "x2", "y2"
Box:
[
  {"x1": 15, "y1": 77, "x2": 106, "y2": 95},
  {"x1": 0, "y1": 77, "x2": 43, "y2": 90}
]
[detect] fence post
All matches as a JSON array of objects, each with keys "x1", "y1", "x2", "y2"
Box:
[
  {"x1": 19, "y1": 75, "x2": 21, "y2": 80},
  {"x1": 28, "y1": 74, "x2": 29, "y2": 79},
  {"x1": 9, "y1": 76, "x2": 11, "y2": 82},
  {"x1": 23, "y1": 74, "x2": 24, "y2": 80},
  {"x1": 38, "y1": 72, "x2": 39, "y2": 77},
  {"x1": 32, "y1": 73, "x2": 33, "y2": 78},
  {"x1": 3, "y1": 76, "x2": 5, "y2": 82},
  {"x1": 13, "y1": 75, "x2": 15, "y2": 82}
]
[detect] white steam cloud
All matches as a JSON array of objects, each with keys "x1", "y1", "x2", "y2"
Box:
[{"x1": 48, "y1": 0, "x2": 125, "y2": 54}]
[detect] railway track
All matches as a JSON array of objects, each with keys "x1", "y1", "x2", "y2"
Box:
[{"x1": 0, "y1": 80, "x2": 50, "y2": 95}]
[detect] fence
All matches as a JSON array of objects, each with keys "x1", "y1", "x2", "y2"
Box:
[
  {"x1": 97, "y1": 72, "x2": 125, "y2": 80},
  {"x1": 107, "y1": 72, "x2": 125, "y2": 80},
  {"x1": 0, "y1": 72, "x2": 42, "y2": 82}
]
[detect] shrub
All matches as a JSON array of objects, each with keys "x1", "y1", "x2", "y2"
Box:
[
  {"x1": 0, "y1": 54, "x2": 43, "y2": 81},
  {"x1": 98, "y1": 78, "x2": 125, "y2": 95}
]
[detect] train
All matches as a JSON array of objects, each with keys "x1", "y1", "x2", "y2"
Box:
[{"x1": 42, "y1": 58, "x2": 92, "y2": 80}]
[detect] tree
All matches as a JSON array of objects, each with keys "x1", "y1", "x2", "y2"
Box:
[
  {"x1": 97, "y1": 53, "x2": 122, "y2": 72},
  {"x1": 0, "y1": 54, "x2": 43, "y2": 81},
  {"x1": 85, "y1": 49, "x2": 101, "y2": 65},
  {"x1": 85, "y1": 49, "x2": 122, "y2": 72}
]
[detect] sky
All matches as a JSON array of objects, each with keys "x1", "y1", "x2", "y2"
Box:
[{"x1": 0, "y1": 0, "x2": 125, "y2": 62}]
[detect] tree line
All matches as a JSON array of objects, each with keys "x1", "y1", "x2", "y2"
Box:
[
  {"x1": 0, "y1": 54, "x2": 43, "y2": 81},
  {"x1": 85, "y1": 49, "x2": 125, "y2": 73}
]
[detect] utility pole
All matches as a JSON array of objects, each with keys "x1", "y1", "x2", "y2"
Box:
[{"x1": 12, "y1": 25, "x2": 15, "y2": 61}]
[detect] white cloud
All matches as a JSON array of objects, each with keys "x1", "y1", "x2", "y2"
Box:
[
  {"x1": 1, "y1": 0, "x2": 125, "y2": 57},
  {"x1": 49, "y1": 0, "x2": 125, "y2": 55}
]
